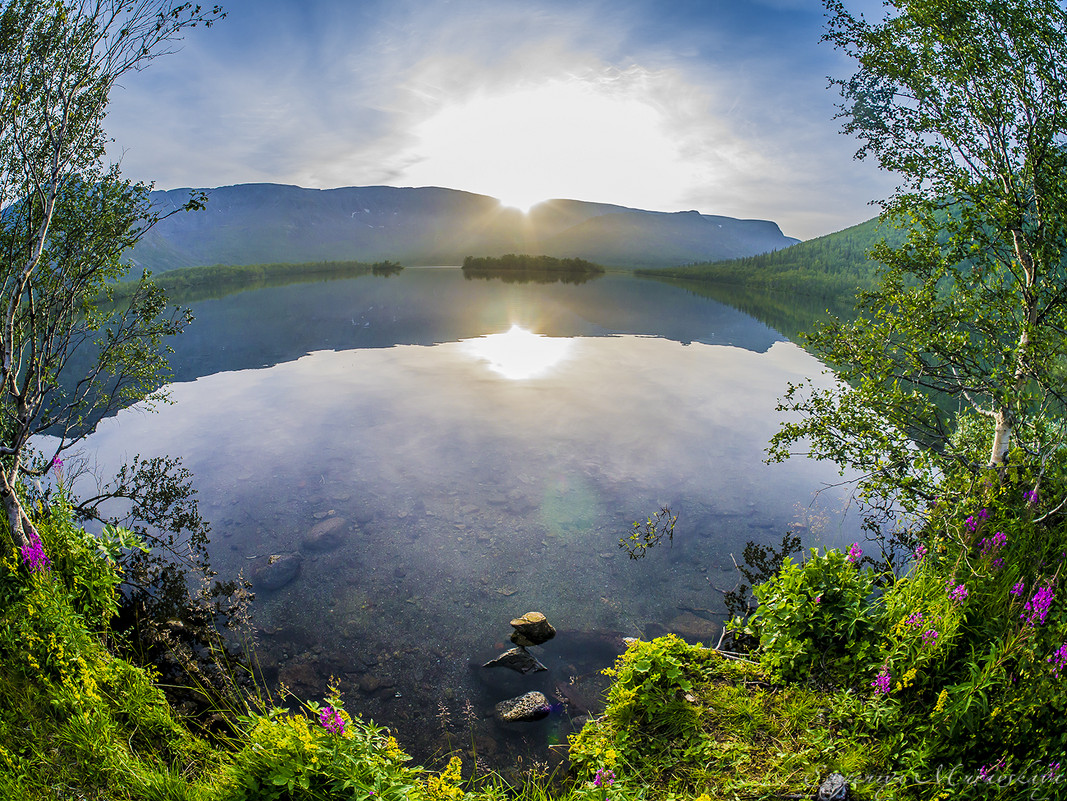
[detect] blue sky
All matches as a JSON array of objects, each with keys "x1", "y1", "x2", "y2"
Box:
[{"x1": 104, "y1": 0, "x2": 893, "y2": 240}]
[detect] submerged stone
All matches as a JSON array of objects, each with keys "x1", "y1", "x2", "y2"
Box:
[
  {"x1": 482, "y1": 646, "x2": 547, "y2": 674},
  {"x1": 494, "y1": 691, "x2": 550, "y2": 723},
  {"x1": 509, "y1": 611, "x2": 556, "y2": 645},
  {"x1": 302, "y1": 516, "x2": 347, "y2": 552},
  {"x1": 253, "y1": 552, "x2": 303, "y2": 591}
]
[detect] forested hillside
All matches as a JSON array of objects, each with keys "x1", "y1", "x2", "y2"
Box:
[{"x1": 644, "y1": 216, "x2": 904, "y2": 299}]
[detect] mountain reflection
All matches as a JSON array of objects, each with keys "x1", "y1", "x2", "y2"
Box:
[{"x1": 161, "y1": 268, "x2": 786, "y2": 387}]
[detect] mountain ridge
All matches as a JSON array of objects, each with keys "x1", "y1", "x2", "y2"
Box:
[{"x1": 131, "y1": 183, "x2": 799, "y2": 271}]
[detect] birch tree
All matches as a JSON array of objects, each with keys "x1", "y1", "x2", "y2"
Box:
[
  {"x1": 769, "y1": 0, "x2": 1067, "y2": 519},
  {"x1": 0, "y1": 0, "x2": 222, "y2": 553}
]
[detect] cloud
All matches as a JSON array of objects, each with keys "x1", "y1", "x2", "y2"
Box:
[{"x1": 103, "y1": 0, "x2": 892, "y2": 239}]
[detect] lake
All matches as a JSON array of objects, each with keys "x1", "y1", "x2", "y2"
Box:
[{"x1": 75, "y1": 267, "x2": 859, "y2": 771}]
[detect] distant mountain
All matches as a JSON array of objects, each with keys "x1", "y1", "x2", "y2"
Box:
[{"x1": 129, "y1": 184, "x2": 798, "y2": 272}]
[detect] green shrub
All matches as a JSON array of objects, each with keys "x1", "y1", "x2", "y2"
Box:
[
  {"x1": 220, "y1": 691, "x2": 439, "y2": 801},
  {"x1": 736, "y1": 547, "x2": 881, "y2": 685}
]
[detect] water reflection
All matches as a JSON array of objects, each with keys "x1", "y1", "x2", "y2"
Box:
[
  {"x1": 73, "y1": 269, "x2": 859, "y2": 770},
  {"x1": 462, "y1": 325, "x2": 574, "y2": 379}
]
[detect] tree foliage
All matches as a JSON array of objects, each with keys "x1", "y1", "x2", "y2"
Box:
[
  {"x1": 770, "y1": 0, "x2": 1067, "y2": 522},
  {"x1": 0, "y1": 0, "x2": 222, "y2": 551}
]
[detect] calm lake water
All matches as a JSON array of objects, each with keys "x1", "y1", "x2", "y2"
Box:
[{"x1": 76, "y1": 267, "x2": 858, "y2": 771}]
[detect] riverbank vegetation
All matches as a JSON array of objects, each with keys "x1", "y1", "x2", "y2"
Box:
[
  {"x1": 108, "y1": 259, "x2": 404, "y2": 304},
  {"x1": 639, "y1": 216, "x2": 899, "y2": 300}
]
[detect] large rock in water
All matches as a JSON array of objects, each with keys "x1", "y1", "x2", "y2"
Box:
[
  {"x1": 252, "y1": 552, "x2": 303, "y2": 591},
  {"x1": 302, "y1": 516, "x2": 347, "y2": 552},
  {"x1": 494, "y1": 691, "x2": 550, "y2": 723},
  {"x1": 483, "y1": 646, "x2": 547, "y2": 674},
  {"x1": 509, "y1": 612, "x2": 556, "y2": 646}
]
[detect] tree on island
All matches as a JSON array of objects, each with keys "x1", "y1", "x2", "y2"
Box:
[
  {"x1": 771, "y1": 0, "x2": 1067, "y2": 525},
  {"x1": 0, "y1": 0, "x2": 223, "y2": 555}
]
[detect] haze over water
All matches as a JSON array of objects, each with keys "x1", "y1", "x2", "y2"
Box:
[{"x1": 77, "y1": 268, "x2": 859, "y2": 769}]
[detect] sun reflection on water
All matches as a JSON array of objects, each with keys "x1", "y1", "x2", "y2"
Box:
[{"x1": 461, "y1": 324, "x2": 572, "y2": 379}]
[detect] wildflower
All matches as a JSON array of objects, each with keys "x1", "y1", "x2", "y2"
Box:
[
  {"x1": 1048, "y1": 642, "x2": 1067, "y2": 679},
  {"x1": 1021, "y1": 584, "x2": 1055, "y2": 628},
  {"x1": 1025, "y1": 488, "x2": 1039, "y2": 504},
  {"x1": 922, "y1": 629, "x2": 939, "y2": 647},
  {"x1": 847, "y1": 543, "x2": 862, "y2": 564},
  {"x1": 914, "y1": 544, "x2": 928, "y2": 561},
  {"x1": 51, "y1": 455, "x2": 62, "y2": 472},
  {"x1": 593, "y1": 768, "x2": 615, "y2": 788},
  {"x1": 318, "y1": 705, "x2": 344, "y2": 735},
  {"x1": 965, "y1": 509, "x2": 989, "y2": 533},
  {"x1": 1047, "y1": 762, "x2": 1061, "y2": 781},
  {"x1": 980, "y1": 531, "x2": 1007, "y2": 556},
  {"x1": 1010, "y1": 581, "x2": 1026, "y2": 598},
  {"x1": 814, "y1": 595, "x2": 822, "y2": 604},
  {"x1": 871, "y1": 667, "x2": 891, "y2": 695},
  {"x1": 905, "y1": 611, "x2": 924, "y2": 628},
  {"x1": 992, "y1": 557, "x2": 1004, "y2": 571},
  {"x1": 19, "y1": 531, "x2": 51, "y2": 573},
  {"x1": 948, "y1": 583, "x2": 968, "y2": 603}
]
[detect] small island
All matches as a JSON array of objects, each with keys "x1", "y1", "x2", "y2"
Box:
[{"x1": 461, "y1": 253, "x2": 606, "y2": 284}]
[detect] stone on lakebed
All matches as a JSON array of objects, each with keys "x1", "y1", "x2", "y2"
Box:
[{"x1": 509, "y1": 611, "x2": 556, "y2": 646}]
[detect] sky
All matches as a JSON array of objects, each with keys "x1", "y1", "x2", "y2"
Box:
[{"x1": 104, "y1": 0, "x2": 895, "y2": 241}]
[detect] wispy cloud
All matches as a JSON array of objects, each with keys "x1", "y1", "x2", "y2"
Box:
[{"x1": 104, "y1": 0, "x2": 893, "y2": 239}]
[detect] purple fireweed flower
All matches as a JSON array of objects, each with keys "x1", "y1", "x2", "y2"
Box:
[
  {"x1": 1010, "y1": 581, "x2": 1026, "y2": 598},
  {"x1": 965, "y1": 509, "x2": 990, "y2": 533},
  {"x1": 813, "y1": 595, "x2": 822, "y2": 604},
  {"x1": 318, "y1": 705, "x2": 344, "y2": 735},
  {"x1": 1026, "y1": 489, "x2": 1039, "y2": 504},
  {"x1": 1021, "y1": 584, "x2": 1055, "y2": 628},
  {"x1": 19, "y1": 531, "x2": 51, "y2": 573},
  {"x1": 922, "y1": 629, "x2": 939, "y2": 647},
  {"x1": 949, "y1": 583, "x2": 969, "y2": 603},
  {"x1": 980, "y1": 531, "x2": 1007, "y2": 556},
  {"x1": 1047, "y1": 762, "x2": 1061, "y2": 780},
  {"x1": 593, "y1": 768, "x2": 615, "y2": 788},
  {"x1": 914, "y1": 544, "x2": 928, "y2": 561},
  {"x1": 905, "y1": 611, "x2": 924, "y2": 628},
  {"x1": 847, "y1": 543, "x2": 862, "y2": 564},
  {"x1": 871, "y1": 667, "x2": 891, "y2": 695},
  {"x1": 992, "y1": 558, "x2": 1004, "y2": 571},
  {"x1": 1048, "y1": 642, "x2": 1067, "y2": 679}
]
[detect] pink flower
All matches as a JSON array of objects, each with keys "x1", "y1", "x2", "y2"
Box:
[
  {"x1": 1048, "y1": 642, "x2": 1067, "y2": 679},
  {"x1": 871, "y1": 667, "x2": 891, "y2": 694},
  {"x1": 318, "y1": 705, "x2": 344, "y2": 735},
  {"x1": 1022, "y1": 584, "x2": 1055, "y2": 628},
  {"x1": 19, "y1": 531, "x2": 51, "y2": 573},
  {"x1": 847, "y1": 543, "x2": 862, "y2": 564}
]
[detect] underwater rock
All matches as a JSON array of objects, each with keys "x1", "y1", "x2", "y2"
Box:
[
  {"x1": 666, "y1": 612, "x2": 720, "y2": 644},
  {"x1": 302, "y1": 516, "x2": 347, "y2": 552},
  {"x1": 509, "y1": 612, "x2": 556, "y2": 645},
  {"x1": 483, "y1": 646, "x2": 547, "y2": 674},
  {"x1": 252, "y1": 552, "x2": 303, "y2": 591},
  {"x1": 494, "y1": 691, "x2": 550, "y2": 722}
]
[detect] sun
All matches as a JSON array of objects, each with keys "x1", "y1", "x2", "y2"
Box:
[
  {"x1": 398, "y1": 73, "x2": 691, "y2": 211},
  {"x1": 461, "y1": 324, "x2": 573, "y2": 380}
]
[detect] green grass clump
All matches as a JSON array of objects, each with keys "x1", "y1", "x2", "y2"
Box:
[
  {"x1": 568, "y1": 634, "x2": 886, "y2": 800},
  {"x1": 0, "y1": 504, "x2": 221, "y2": 799}
]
